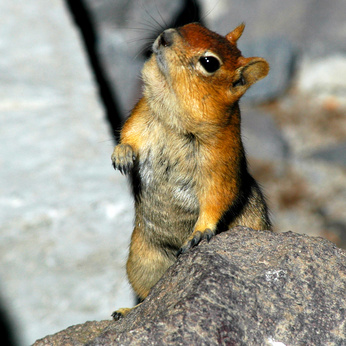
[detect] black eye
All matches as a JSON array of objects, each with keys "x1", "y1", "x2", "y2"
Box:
[{"x1": 199, "y1": 56, "x2": 221, "y2": 73}]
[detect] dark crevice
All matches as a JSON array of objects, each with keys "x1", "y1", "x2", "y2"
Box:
[
  {"x1": 173, "y1": 0, "x2": 203, "y2": 28},
  {"x1": 64, "y1": 0, "x2": 122, "y2": 143},
  {"x1": 0, "y1": 299, "x2": 19, "y2": 346}
]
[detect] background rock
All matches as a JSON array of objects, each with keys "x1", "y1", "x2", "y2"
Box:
[
  {"x1": 296, "y1": 55, "x2": 346, "y2": 107},
  {"x1": 34, "y1": 228, "x2": 346, "y2": 345},
  {"x1": 241, "y1": 107, "x2": 290, "y2": 162},
  {"x1": 241, "y1": 38, "x2": 297, "y2": 103},
  {"x1": 0, "y1": 1, "x2": 134, "y2": 344},
  {"x1": 308, "y1": 142, "x2": 346, "y2": 167},
  {"x1": 200, "y1": 0, "x2": 346, "y2": 56}
]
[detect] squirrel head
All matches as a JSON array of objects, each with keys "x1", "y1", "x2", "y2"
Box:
[{"x1": 142, "y1": 23, "x2": 269, "y2": 131}]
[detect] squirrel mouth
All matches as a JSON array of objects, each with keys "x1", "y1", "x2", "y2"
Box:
[{"x1": 152, "y1": 29, "x2": 176, "y2": 74}]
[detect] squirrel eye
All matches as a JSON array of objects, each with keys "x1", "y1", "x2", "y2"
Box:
[{"x1": 198, "y1": 56, "x2": 221, "y2": 73}]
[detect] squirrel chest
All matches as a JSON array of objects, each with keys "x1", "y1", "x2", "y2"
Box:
[{"x1": 134, "y1": 120, "x2": 201, "y2": 250}]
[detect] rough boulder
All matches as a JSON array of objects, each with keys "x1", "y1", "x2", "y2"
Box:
[{"x1": 34, "y1": 227, "x2": 346, "y2": 345}]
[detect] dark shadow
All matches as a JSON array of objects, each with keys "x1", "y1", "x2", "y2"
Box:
[
  {"x1": 0, "y1": 294, "x2": 19, "y2": 346},
  {"x1": 64, "y1": 0, "x2": 123, "y2": 143},
  {"x1": 172, "y1": 0, "x2": 203, "y2": 28},
  {"x1": 135, "y1": 295, "x2": 144, "y2": 305},
  {"x1": 217, "y1": 153, "x2": 271, "y2": 234}
]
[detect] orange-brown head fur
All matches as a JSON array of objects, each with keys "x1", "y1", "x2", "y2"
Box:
[{"x1": 142, "y1": 23, "x2": 269, "y2": 137}]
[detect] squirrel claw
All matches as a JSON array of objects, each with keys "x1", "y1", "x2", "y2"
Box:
[
  {"x1": 111, "y1": 144, "x2": 136, "y2": 175},
  {"x1": 112, "y1": 305, "x2": 139, "y2": 321},
  {"x1": 111, "y1": 311, "x2": 124, "y2": 321},
  {"x1": 177, "y1": 228, "x2": 214, "y2": 256}
]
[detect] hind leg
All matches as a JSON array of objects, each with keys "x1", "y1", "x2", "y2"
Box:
[{"x1": 112, "y1": 227, "x2": 175, "y2": 320}]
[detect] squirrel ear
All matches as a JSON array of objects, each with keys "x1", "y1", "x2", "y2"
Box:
[
  {"x1": 226, "y1": 23, "x2": 245, "y2": 45},
  {"x1": 235, "y1": 57, "x2": 269, "y2": 87}
]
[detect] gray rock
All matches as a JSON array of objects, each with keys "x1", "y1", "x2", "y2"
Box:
[
  {"x1": 241, "y1": 107, "x2": 289, "y2": 162},
  {"x1": 0, "y1": 0, "x2": 134, "y2": 344},
  {"x1": 34, "y1": 320, "x2": 113, "y2": 346},
  {"x1": 308, "y1": 142, "x2": 346, "y2": 167},
  {"x1": 34, "y1": 227, "x2": 346, "y2": 345},
  {"x1": 296, "y1": 55, "x2": 346, "y2": 107},
  {"x1": 202, "y1": 0, "x2": 346, "y2": 57},
  {"x1": 240, "y1": 38, "x2": 297, "y2": 103}
]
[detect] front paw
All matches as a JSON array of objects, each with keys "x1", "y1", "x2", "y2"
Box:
[
  {"x1": 111, "y1": 144, "x2": 136, "y2": 175},
  {"x1": 177, "y1": 228, "x2": 214, "y2": 256}
]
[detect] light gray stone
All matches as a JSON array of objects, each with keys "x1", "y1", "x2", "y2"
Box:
[
  {"x1": 240, "y1": 38, "x2": 297, "y2": 103},
  {"x1": 308, "y1": 142, "x2": 346, "y2": 167},
  {"x1": 201, "y1": 0, "x2": 346, "y2": 57},
  {"x1": 0, "y1": 0, "x2": 134, "y2": 344},
  {"x1": 241, "y1": 107, "x2": 289, "y2": 162},
  {"x1": 296, "y1": 55, "x2": 346, "y2": 107}
]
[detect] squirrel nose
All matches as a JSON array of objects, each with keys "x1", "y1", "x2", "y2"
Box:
[{"x1": 158, "y1": 29, "x2": 175, "y2": 47}]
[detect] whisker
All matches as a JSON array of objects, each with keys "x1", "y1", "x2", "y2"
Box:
[
  {"x1": 133, "y1": 41, "x2": 154, "y2": 61},
  {"x1": 98, "y1": 138, "x2": 117, "y2": 145},
  {"x1": 137, "y1": 19, "x2": 161, "y2": 32},
  {"x1": 126, "y1": 36, "x2": 155, "y2": 44},
  {"x1": 153, "y1": 0, "x2": 168, "y2": 28},
  {"x1": 126, "y1": 26, "x2": 156, "y2": 33},
  {"x1": 139, "y1": 0, "x2": 165, "y2": 31}
]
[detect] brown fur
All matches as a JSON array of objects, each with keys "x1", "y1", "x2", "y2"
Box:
[{"x1": 111, "y1": 23, "x2": 271, "y2": 320}]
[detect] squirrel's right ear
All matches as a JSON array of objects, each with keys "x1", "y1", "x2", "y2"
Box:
[
  {"x1": 235, "y1": 57, "x2": 270, "y2": 88},
  {"x1": 226, "y1": 23, "x2": 245, "y2": 45}
]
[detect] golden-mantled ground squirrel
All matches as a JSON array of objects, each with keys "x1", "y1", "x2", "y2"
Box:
[{"x1": 111, "y1": 22, "x2": 271, "y2": 320}]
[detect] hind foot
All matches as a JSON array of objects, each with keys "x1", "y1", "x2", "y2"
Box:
[{"x1": 112, "y1": 303, "x2": 142, "y2": 321}]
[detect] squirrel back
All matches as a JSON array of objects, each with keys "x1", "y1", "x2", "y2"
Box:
[{"x1": 111, "y1": 23, "x2": 271, "y2": 319}]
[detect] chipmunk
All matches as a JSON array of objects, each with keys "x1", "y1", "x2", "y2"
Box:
[{"x1": 111, "y1": 22, "x2": 271, "y2": 320}]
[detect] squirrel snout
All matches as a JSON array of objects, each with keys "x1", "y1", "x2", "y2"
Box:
[
  {"x1": 159, "y1": 29, "x2": 175, "y2": 47},
  {"x1": 154, "y1": 29, "x2": 176, "y2": 52}
]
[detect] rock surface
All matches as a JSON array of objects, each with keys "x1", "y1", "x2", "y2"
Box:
[
  {"x1": 34, "y1": 227, "x2": 346, "y2": 345},
  {"x1": 308, "y1": 142, "x2": 346, "y2": 167},
  {"x1": 33, "y1": 320, "x2": 113, "y2": 346}
]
